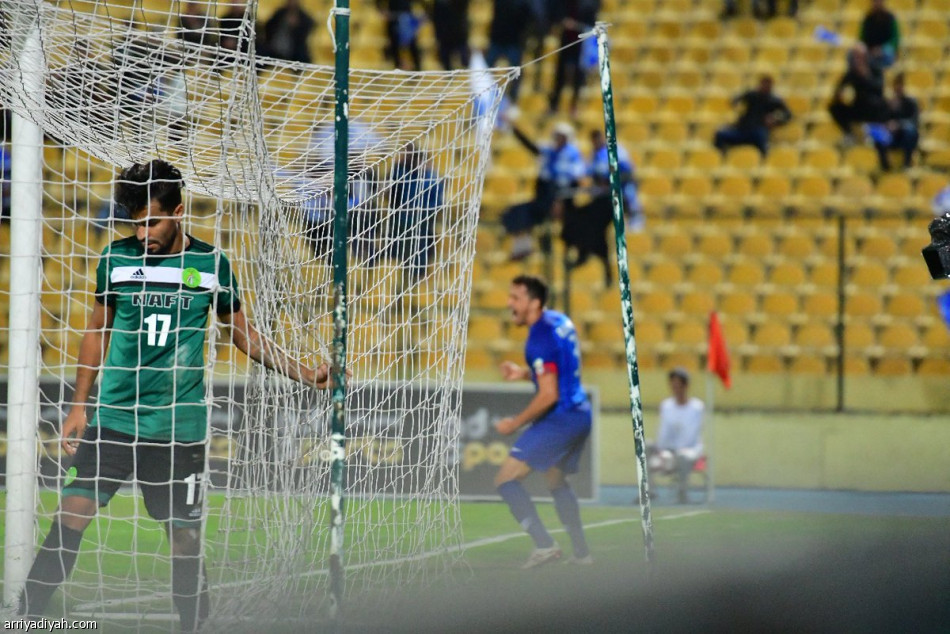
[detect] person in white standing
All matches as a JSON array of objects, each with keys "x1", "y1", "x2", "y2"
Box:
[{"x1": 649, "y1": 367, "x2": 704, "y2": 504}]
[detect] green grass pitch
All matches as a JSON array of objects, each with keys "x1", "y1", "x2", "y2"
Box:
[{"x1": 2, "y1": 492, "x2": 948, "y2": 632}]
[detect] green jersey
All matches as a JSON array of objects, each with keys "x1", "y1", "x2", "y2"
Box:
[{"x1": 92, "y1": 235, "x2": 240, "y2": 442}]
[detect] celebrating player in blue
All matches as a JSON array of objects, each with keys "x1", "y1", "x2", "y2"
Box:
[{"x1": 494, "y1": 275, "x2": 592, "y2": 568}]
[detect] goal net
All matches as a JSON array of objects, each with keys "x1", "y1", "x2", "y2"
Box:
[{"x1": 0, "y1": 0, "x2": 514, "y2": 629}]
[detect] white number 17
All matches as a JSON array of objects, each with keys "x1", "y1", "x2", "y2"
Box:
[{"x1": 143, "y1": 314, "x2": 171, "y2": 347}]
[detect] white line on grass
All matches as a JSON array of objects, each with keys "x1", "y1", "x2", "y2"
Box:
[{"x1": 71, "y1": 509, "x2": 709, "y2": 616}]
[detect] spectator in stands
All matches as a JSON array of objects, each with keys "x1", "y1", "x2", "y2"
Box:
[
  {"x1": 388, "y1": 143, "x2": 444, "y2": 278},
  {"x1": 562, "y1": 130, "x2": 639, "y2": 286},
  {"x1": 713, "y1": 75, "x2": 791, "y2": 156},
  {"x1": 377, "y1": 0, "x2": 422, "y2": 71},
  {"x1": 648, "y1": 368, "x2": 704, "y2": 505},
  {"x1": 547, "y1": 0, "x2": 599, "y2": 116},
  {"x1": 219, "y1": 0, "x2": 251, "y2": 60},
  {"x1": 502, "y1": 121, "x2": 586, "y2": 261},
  {"x1": 262, "y1": 0, "x2": 315, "y2": 64},
  {"x1": 870, "y1": 73, "x2": 919, "y2": 171},
  {"x1": 431, "y1": 0, "x2": 470, "y2": 71},
  {"x1": 526, "y1": 0, "x2": 556, "y2": 91},
  {"x1": 179, "y1": 1, "x2": 217, "y2": 48},
  {"x1": 828, "y1": 44, "x2": 887, "y2": 144},
  {"x1": 486, "y1": 0, "x2": 535, "y2": 101},
  {"x1": 722, "y1": 0, "x2": 797, "y2": 18},
  {"x1": 860, "y1": 0, "x2": 900, "y2": 68}
]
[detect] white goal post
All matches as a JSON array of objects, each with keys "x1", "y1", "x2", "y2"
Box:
[{"x1": 1, "y1": 0, "x2": 515, "y2": 628}]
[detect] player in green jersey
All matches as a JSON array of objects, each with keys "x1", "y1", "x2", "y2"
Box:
[{"x1": 18, "y1": 160, "x2": 332, "y2": 631}]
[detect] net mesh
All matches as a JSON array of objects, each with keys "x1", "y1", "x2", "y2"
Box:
[{"x1": 1, "y1": 0, "x2": 514, "y2": 629}]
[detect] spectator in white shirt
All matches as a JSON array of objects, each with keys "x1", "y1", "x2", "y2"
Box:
[{"x1": 649, "y1": 367, "x2": 704, "y2": 504}]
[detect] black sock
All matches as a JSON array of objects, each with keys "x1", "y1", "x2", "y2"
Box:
[
  {"x1": 551, "y1": 484, "x2": 589, "y2": 558},
  {"x1": 173, "y1": 554, "x2": 209, "y2": 632},
  {"x1": 19, "y1": 520, "x2": 83, "y2": 617}
]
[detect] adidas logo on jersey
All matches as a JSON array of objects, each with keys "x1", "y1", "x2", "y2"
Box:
[{"x1": 131, "y1": 268, "x2": 146, "y2": 280}]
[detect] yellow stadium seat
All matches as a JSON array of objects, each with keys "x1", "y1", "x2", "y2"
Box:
[
  {"x1": 892, "y1": 263, "x2": 930, "y2": 287},
  {"x1": 790, "y1": 355, "x2": 827, "y2": 373},
  {"x1": 657, "y1": 233, "x2": 693, "y2": 257},
  {"x1": 648, "y1": 148, "x2": 683, "y2": 171},
  {"x1": 849, "y1": 261, "x2": 889, "y2": 287},
  {"x1": 770, "y1": 262, "x2": 807, "y2": 285},
  {"x1": 796, "y1": 323, "x2": 835, "y2": 348},
  {"x1": 842, "y1": 355, "x2": 870, "y2": 375},
  {"x1": 858, "y1": 234, "x2": 897, "y2": 259},
  {"x1": 844, "y1": 323, "x2": 875, "y2": 348},
  {"x1": 846, "y1": 291, "x2": 883, "y2": 317},
  {"x1": 720, "y1": 290, "x2": 757, "y2": 314},
  {"x1": 916, "y1": 15, "x2": 950, "y2": 41},
  {"x1": 464, "y1": 348, "x2": 494, "y2": 372},
  {"x1": 670, "y1": 320, "x2": 706, "y2": 347},
  {"x1": 778, "y1": 233, "x2": 814, "y2": 259},
  {"x1": 879, "y1": 323, "x2": 919, "y2": 349},
  {"x1": 479, "y1": 288, "x2": 509, "y2": 310},
  {"x1": 875, "y1": 357, "x2": 912, "y2": 375},
  {"x1": 634, "y1": 318, "x2": 667, "y2": 346},
  {"x1": 665, "y1": 93, "x2": 698, "y2": 113},
  {"x1": 709, "y1": 68, "x2": 743, "y2": 92},
  {"x1": 755, "y1": 174, "x2": 791, "y2": 200},
  {"x1": 803, "y1": 148, "x2": 840, "y2": 172},
  {"x1": 764, "y1": 146, "x2": 799, "y2": 172},
  {"x1": 685, "y1": 148, "x2": 722, "y2": 172},
  {"x1": 680, "y1": 290, "x2": 715, "y2": 317},
  {"x1": 736, "y1": 235, "x2": 772, "y2": 258},
  {"x1": 720, "y1": 318, "x2": 749, "y2": 346},
  {"x1": 802, "y1": 291, "x2": 838, "y2": 318},
  {"x1": 918, "y1": 358, "x2": 950, "y2": 375},
  {"x1": 589, "y1": 320, "x2": 623, "y2": 345},
  {"x1": 761, "y1": 292, "x2": 799, "y2": 318},
  {"x1": 725, "y1": 146, "x2": 761, "y2": 171},
  {"x1": 728, "y1": 260, "x2": 765, "y2": 286},
  {"x1": 923, "y1": 323, "x2": 950, "y2": 348},
  {"x1": 904, "y1": 69, "x2": 935, "y2": 93},
  {"x1": 640, "y1": 175, "x2": 674, "y2": 199},
  {"x1": 764, "y1": 16, "x2": 798, "y2": 38},
  {"x1": 843, "y1": 146, "x2": 878, "y2": 173},
  {"x1": 916, "y1": 174, "x2": 947, "y2": 200},
  {"x1": 696, "y1": 232, "x2": 732, "y2": 258},
  {"x1": 686, "y1": 260, "x2": 725, "y2": 286},
  {"x1": 647, "y1": 262, "x2": 684, "y2": 285},
  {"x1": 639, "y1": 290, "x2": 676, "y2": 314},
  {"x1": 745, "y1": 353, "x2": 785, "y2": 373},
  {"x1": 657, "y1": 122, "x2": 689, "y2": 145},
  {"x1": 795, "y1": 175, "x2": 832, "y2": 200},
  {"x1": 876, "y1": 174, "x2": 912, "y2": 200}
]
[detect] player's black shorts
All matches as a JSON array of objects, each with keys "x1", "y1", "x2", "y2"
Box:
[{"x1": 62, "y1": 425, "x2": 206, "y2": 526}]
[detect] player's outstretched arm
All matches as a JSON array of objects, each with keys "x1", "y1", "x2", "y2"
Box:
[
  {"x1": 495, "y1": 372, "x2": 559, "y2": 435},
  {"x1": 499, "y1": 360, "x2": 531, "y2": 382},
  {"x1": 221, "y1": 308, "x2": 331, "y2": 389},
  {"x1": 62, "y1": 301, "x2": 115, "y2": 455}
]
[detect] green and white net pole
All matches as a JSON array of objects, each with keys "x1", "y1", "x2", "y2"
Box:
[
  {"x1": 329, "y1": 0, "x2": 351, "y2": 621},
  {"x1": 594, "y1": 23, "x2": 655, "y2": 566}
]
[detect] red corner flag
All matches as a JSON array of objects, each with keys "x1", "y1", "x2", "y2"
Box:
[{"x1": 708, "y1": 311, "x2": 731, "y2": 389}]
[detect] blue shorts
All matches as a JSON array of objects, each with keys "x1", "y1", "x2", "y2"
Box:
[{"x1": 510, "y1": 408, "x2": 592, "y2": 474}]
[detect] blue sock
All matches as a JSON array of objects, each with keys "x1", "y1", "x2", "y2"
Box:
[
  {"x1": 551, "y1": 484, "x2": 589, "y2": 558},
  {"x1": 497, "y1": 480, "x2": 554, "y2": 549}
]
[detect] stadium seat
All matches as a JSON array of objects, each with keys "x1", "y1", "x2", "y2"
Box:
[
  {"x1": 790, "y1": 355, "x2": 827, "y2": 373},
  {"x1": 760, "y1": 291, "x2": 799, "y2": 318},
  {"x1": 802, "y1": 148, "x2": 840, "y2": 173},
  {"x1": 745, "y1": 353, "x2": 785, "y2": 373},
  {"x1": 464, "y1": 348, "x2": 494, "y2": 372},
  {"x1": 843, "y1": 146, "x2": 879, "y2": 173},
  {"x1": 892, "y1": 262, "x2": 931, "y2": 287},
  {"x1": 679, "y1": 290, "x2": 715, "y2": 317},
  {"x1": 844, "y1": 355, "x2": 871, "y2": 375},
  {"x1": 639, "y1": 290, "x2": 676, "y2": 314},
  {"x1": 796, "y1": 323, "x2": 836, "y2": 348},
  {"x1": 657, "y1": 122, "x2": 689, "y2": 145},
  {"x1": 878, "y1": 323, "x2": 919, "y2": 350},
  {"x1": 657, "y1": 233, "x2": 693, "y2": 257},
  {"x1": 479, "y1": 288, "x2": 509, "y2": 310},
  {"x1": 769, "y1": 262, "x2": 807, "y2": 285},
  {"x1": 670, "y1": 320, "x2": 706, "y2": 348},
  {"x1": 875, "y1": 357, "x2": 913, "y2": 375},
  {"x1": 589, "y1": 320, "x2": 624, "y2": 346},
  {"x1": 849, "y1": 261, "x2": 889, "y2": 287},
  {"x1": 802, "y1": 291, "x2": 838, "y2": 318},
  {"x1": 725, "y1": 147, "x2": 761, "y2": 171},
  {"x1": 844, "y1": 322, "x2": 875, "y2": 348},
  {"x1": 647, "y1": 262, "x2": 684, "y2": 285},
  {"x1": 685, "y1": 147, "x2": 722, "y2": 172},
  {"x1": 753, "y1": 322, "x2": 792, "y2": 347},
  {"x1": 635, "y1": 318, "x2": 667, "y2": 347},
  {"x1": 736, "y1": 234, "x2": 772, "y2": 259},
  {"x1": 584, "y1": 350, "x2": 618, "y2": 370},
  {"x1": 764, "y1": 146, "x2": 800, "y2": 172},
  {"x1": 648, "y1": 148, "x2": 683, "y2": 172},
  {"x1": 727, "y1": 261, "x2": 765, "y2": 286},
  {"x1": 922, "y1": 323, "x2": 950, "y2": 348},
  {"x1": 686, "y1": 259, "x2": 725, "y2": 286},
  {"x1": 876, "y1": 174, "x2": 913, "y2": 201},
  {"x1": 858, "y1": 234, "x2": 897, "y2": 259},
  {"x1": 918, "y1": 358, "x2": 950, "y2": 375},
  {"x1": 778, "y1": 233, "x2": 815, "y2": 259},
  {"x1": 846, "y1": 291, "x2": 883, "y2": 318}
]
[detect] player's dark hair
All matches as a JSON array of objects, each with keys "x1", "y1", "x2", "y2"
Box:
[
  {"x1": 512, "y1": 275, "x2": 548, "y2": 307},
  {"x1": 115, "y1": 160, "x2": 184, "y2": 215}
]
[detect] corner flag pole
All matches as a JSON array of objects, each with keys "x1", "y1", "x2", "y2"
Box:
[
  {"x1": 594, "y1": 24, "x2": 655, "y2": 567},
  {"x1": 328, "y1": 0, "x2": 351, "y2": 622}
]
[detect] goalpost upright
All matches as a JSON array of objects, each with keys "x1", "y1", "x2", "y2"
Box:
[
  {"x1": 594, "y1": 23, "x2": 656, "y2": 567},
  {"x1": 328, "y1": 0, "x2": 351, "y2": 620},
  {"x1": 3, "y1": 4, "x2": 44, "y2": 607}
]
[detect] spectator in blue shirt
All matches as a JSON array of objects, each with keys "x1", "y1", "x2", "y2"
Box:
[
  {"x1": 388, "y1": 143, "x2": 444, "y2": 278},
  {"x1": 502, "y1": 122, "x2": 586, "y2": 260}
]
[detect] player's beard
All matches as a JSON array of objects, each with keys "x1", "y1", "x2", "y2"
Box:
[{"x1": 143, "y1": 226, "x2": 182, "y2": 255}]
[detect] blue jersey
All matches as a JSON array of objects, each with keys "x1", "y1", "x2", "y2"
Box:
[{"x1": 525, "y1": 310, "x2": 588, "y2": 413}]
